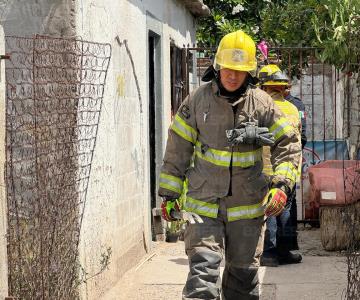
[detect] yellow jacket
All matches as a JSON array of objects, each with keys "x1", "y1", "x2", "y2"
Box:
[{"x1": 263, "y1": 91, "x2": 301, "y2": 180}]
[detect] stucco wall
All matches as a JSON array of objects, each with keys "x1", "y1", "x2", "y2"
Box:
[
  {"x1": 73, "y1": 0, "x2": 196, "y2": 298},
  {"x1": 1, "y1": 0, "x2": 75, "y2": 36},
  {"x1": 0, "y1": 0, "x2": 197, "y2": 298},
  {"x1": 0, "y1": 25, "x2": 8, "y2": 300}
]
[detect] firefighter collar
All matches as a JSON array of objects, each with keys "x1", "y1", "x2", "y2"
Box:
[{"x1": 211, "y1": 80, "x2": 250, "y2": 104}]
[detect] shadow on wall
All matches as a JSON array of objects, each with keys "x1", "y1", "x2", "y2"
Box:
[{"x1": 2, "y1": 0, "x2": 75, "y2": 37}]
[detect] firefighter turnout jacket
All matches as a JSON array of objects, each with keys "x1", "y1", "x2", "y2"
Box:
[
  {"x1": 262, "y1": 91, "x2": 302, "y2": 180},
  {"x1": 159, "y1": 81, "x2": 301, "y2": 221}
]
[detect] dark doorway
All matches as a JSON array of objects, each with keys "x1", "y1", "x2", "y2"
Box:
[
  {"x1": 148, "y1": 31, "x2": 163, "y2": 240},
  {"x1": 170, "y1": 43, "x2": 184, "y2": 116},
  {"x1": 149, "y1": 35, "x2": 156, "y2": 212}
]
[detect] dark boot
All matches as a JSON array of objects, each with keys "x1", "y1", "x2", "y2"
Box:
[
  {"x1": 260, "y1": 255, "x2": 279, "y2": 267},
  {"x1": 278, "y1": 251, "x2": 302, "y2": 265}
]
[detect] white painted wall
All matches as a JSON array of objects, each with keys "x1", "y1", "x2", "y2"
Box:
[
  {"x1": 2, "y1": 0, "x2": 75, "y2": 36},
  {"x1": 73, "y1": 0, "x2": 196, "y2": 298},
  {"x1": 0, "y1": 24, "x2": 8, "y2": 300},
  {"x1": 0, "y1": 0, "x2": 197, "y2": 298}
]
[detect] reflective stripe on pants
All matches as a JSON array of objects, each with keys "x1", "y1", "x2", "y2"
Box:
[{"x1": 183, "y1": 201, "x2": 265, "y2": 300}]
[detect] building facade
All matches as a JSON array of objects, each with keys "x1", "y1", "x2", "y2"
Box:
[{"x1": 0, "y1": 0, "x2": 209, "y2": 298}]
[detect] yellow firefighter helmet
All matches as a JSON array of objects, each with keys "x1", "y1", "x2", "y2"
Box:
[
  {"x1": 258, "y1": 64, "x2": 289, "y2": 86},
  {"x1": 214, "y1": 30, "x2": 257, "y2": 76}
]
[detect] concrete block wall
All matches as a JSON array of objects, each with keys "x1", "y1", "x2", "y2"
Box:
[
  {"x1": 73, "y1": 0, "x2": 196, "y2": 298},
  {"x1": 2, "y1": 0, "x2": 76, "y2": 36},
  {"x1": 0, "y1": 0, "x2": 197, "y2": 298},
  {"x1": 0, "y1": 25, "x2": 8, "y2": 299},
  {"x1": 291, "y1": 64, "x2": 360, "y2": 159},
  {"x1": 290, "y1": 64, "x2": 344, "y2": 142}
]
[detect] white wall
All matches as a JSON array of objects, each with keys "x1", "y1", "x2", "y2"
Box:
[
  {"x1": 1, "y1": 0, "x2": 75, "y2": 36},
  {"x1": 0, "y1": 0, "x2": 197, "y2": 298},
  {"x1": 0, "y1": 24, "x2": 8, "y2": 299},
  {"x1": 73, "y1": 0, "x2": 196, "y2": 298}
]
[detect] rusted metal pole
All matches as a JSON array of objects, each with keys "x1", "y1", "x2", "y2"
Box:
[
  {"x1": 181, "y1": 47, "x2": 187, "y2": 101},
  {"x1": 334, "y1": 69, "x2": 338, "y2": 158},
  {"x1": 186, "y1": 46, "x2": 190, "y2": 97},
  {"x1": 311, "y1": 50, "x2": 315, "y2": 164},
  {"x1": 322, "y1": 62, "x2": 326, "y2": 161}
]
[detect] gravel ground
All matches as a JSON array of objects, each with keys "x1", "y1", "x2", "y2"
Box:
[{"x1": 297, "y1": 226, "x2": 345, "y2": 256}]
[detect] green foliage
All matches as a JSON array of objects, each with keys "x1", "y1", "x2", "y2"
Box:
[
  {"x1": 197, "y1": 0, "x2": 274, "y2": 47},
  {"x1": 312, "y1": 0, "x2": 360, "y2": 71},
  {"x1": 77, "y1": 247, "x2": 112, "y2": 286},
  {"x1": 260, "y1": 0, "x2": 325, "y2": 77},
  {"x1": 261, "y1": 0, "x2": 323, "y2": 47},
  {"x1": 167, "y1": 219, "x2": 184, "y2": 234},
  {"x1": 260, "y1": 0, "x2": 360, "y2": 71},
  {"x1": 198, "y1": 0, "x2": 360, "y2": 72}
]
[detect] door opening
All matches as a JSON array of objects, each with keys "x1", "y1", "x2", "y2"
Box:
[{"x1": 148, "y1": 32, "x2": 163, "y2": 240}]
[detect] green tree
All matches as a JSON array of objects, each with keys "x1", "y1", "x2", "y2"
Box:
[
  {"x1": 261, "y1": 0, "x2": 360, "y2": 71},
  {"x1": 197, "y1": 0, "x2": 275, "y2": 47},
  {"x1": 198, "y1": 0, "x2": 360, "y2": 71},
  {"x1": 312, "y1": 0, "x2": 360, "y2": 71},
  {"x1": 261, "y1": 0, "x2": 324, "y2": 47}
]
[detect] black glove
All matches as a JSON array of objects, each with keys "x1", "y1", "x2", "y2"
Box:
[
  {"x1": 271, "y1": 181, "x2": 291, "y2": 196},
  {"x1": 226, "y1": 122, "x2": 275, "y2": 146}
]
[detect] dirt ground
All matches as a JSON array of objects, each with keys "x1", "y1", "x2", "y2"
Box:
[{"x1": 297, "y1": 226, "x2": 345, "y2": 257}]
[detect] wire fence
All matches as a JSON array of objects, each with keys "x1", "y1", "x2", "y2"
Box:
[
  {"x1": 5, "y1": 35, "x2": 111, "y2": 299},
  {"x1": 344, "y1": 71, "x2": 360, "y2": 300}
]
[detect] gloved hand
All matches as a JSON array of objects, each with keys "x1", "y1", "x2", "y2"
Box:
[
  {"x1": 264, "y1": 185, "x2": 289, "y2": 217},
  {"x1": 226, "y1": 122, "x2": 275, "y2": 146},
  {"x1": 161, "y1": 199, "x2": 181, "y2": 222}
]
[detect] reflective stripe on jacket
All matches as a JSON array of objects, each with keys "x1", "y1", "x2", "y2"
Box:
[
  {"x1": 285, "y1": 94, "x2": 307, "y2": 148},
  {"x1": 263, "y1": 94, "x2": 302, "y2": 180},
  {"x1": 159, "y1": 81, "x2": 301, "y2": 221}
]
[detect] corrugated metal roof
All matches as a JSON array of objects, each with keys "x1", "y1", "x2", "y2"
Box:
[{"x1": 180, "y1": 0, "x2": 210, "y2": 17}]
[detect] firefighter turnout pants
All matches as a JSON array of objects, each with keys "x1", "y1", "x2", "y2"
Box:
[{"x1": 182, "y1": 201, "x2": 265, "y2": 300}]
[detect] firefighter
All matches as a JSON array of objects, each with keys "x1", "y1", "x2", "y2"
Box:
[
  {"x1": 258, "y1": 64, "x2": 303, "y2": 267},
  {"x1": 285, "y1": 85, "x2": 307, "y2": 148},
  {"x1": 158, "y1": 30, "x2": 301, "y2": 299},
  {"x1": 284, "y1": 84, "x2": 307, "y2": 260}
]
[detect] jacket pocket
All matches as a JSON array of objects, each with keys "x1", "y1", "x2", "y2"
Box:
[{"x1": 243, "y1": 172, "x2": 268, "y2": 196}]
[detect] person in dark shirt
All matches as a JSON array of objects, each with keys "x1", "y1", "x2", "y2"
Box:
[{"x1": 285, "y1": 90, "x2": 307, "y2": 148}]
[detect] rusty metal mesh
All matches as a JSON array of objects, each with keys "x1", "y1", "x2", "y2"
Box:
[
  {"x1": 344, "y1": 71, "x2": 360, "y2": 299},
  {"x1": 5, "y1": 35, "x2": 111, "y2": 299},
  {"x1": 342, "y1": 22, "x2": 360, "y2": 297}
]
